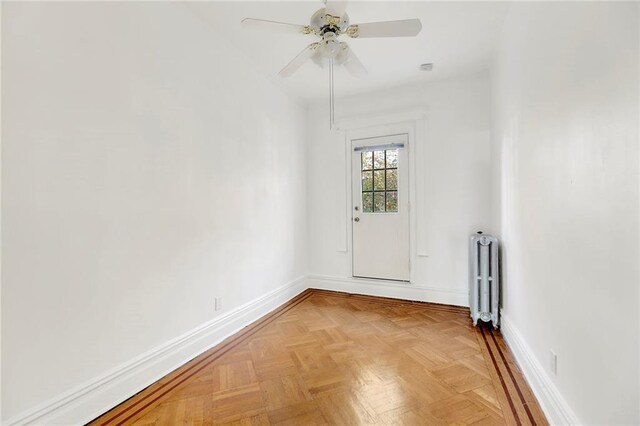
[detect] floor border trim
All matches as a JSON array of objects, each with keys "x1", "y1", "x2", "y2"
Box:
[
  {"x1": 479, "y1": 326, "x2": 522, "y2": 425},
  {"x1": 500, "y1": 314, "x2": 581, "y2": 425}
]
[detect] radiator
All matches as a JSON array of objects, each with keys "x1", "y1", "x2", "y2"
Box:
[{"x1": 469, "y1": 233, "x2": 500, "y2": 328}]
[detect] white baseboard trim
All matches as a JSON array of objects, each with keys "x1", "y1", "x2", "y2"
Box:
[
  {"x1": 6, "y1": 276, "x2": 307, "y2": 426},
  {"x1": 306, "y1": 274, "x2": 468, "y2": 307},
  {"x1": 500, "y1": 315, "x2": 581, "y2": 425}
]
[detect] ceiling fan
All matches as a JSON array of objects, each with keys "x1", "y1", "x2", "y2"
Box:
[{"x1": 242, "y1": 0, "x2": 422, "y2": 128}]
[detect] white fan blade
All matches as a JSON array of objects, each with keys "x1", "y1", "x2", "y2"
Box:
[
  {"x1": 339, "y1": 44, "x2": 367, "y2": 77},
  {"x1": 324, "y1": 0, "x2": 348, "y2": 18},
  {"x1": 241, "y1": 18, "x2": 307, "y2": 34},
  {"x1": 278, "y1": 43, "x2": 319, "y2": 77},
  {"x1": 350, "y1": 19, "x2": 422, "y2": 38}
]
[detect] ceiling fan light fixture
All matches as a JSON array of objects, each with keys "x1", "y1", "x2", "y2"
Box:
[
  {"x1": 242, "y1": 0, "x2": 424, "y2": 128},
  {"x1": 320, "y1": 32, "x2": 342, "y2": 58}
]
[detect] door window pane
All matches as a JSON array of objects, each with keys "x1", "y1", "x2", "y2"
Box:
[
  {"x1": 385, "y1": 191, "x2": 398, "y2": 212},
  {"x1": 362, "y1": 192, "x2": 373, "y2": 212},
  {"x1": 386, "y1": 169, "x2": 397, "y2": 190},
  {"x1": 373, "y1": 151, "x2": 385, "y2": 169},
  {"x1": 362, "y1": 171, "x2": 373, "y2": 191},
  {"x1": 361, "y1": 152, "x2": 373, "y2": 170},
  {"x1": 374, "y1": 193, "x2": 385, "y2": 212},
  {"x1": 359, "y1": 148, "x2": 400, "y2": 213},
  {"x1": 373, "y1": 170, "x2": 385, "y2": 191},
  {"x1": 386, "y1": 150, "x2": 398, "y2": 168}
]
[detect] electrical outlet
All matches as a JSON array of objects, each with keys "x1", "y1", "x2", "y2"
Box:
[
  {"x1": 214, "y1": 297, "x2": 223, "y2": 312},
  {"x1": 550, "y1": 351, "x2": 558, "y2": 376}
]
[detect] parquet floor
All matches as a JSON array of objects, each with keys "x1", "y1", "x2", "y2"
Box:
[{"x1": 91, "y1": 289, "x2": 547, "y2": 425}]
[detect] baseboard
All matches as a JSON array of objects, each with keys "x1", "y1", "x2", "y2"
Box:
[
  {"x1": 6, "y1": 276, "x2": 307, "y2": 426},
  {"x1": 306, "y1": 274, "x2": 468, "y2": 307},
  {"x1": 500, "y1": 315, "x2": 581, "y2": 425}
]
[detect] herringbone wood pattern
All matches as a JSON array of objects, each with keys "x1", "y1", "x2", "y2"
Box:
[{"x1": 91, "y1": 290, "x2": 547, "y2": 425}]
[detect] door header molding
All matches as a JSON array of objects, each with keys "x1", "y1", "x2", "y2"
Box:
[{"x1": 335, "y1": 108, "x2": 428, "y2": 131}]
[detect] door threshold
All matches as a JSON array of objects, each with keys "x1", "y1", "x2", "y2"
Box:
[{"x1": 352, "y1": 276, "x2": 411, "y2": 284}]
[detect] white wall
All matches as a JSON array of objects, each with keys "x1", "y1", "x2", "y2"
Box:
[
  {"x1": 1, "y1": 2, "x2": 307, "y2": 421},
  {"x1": 493, "y1": 2, "x2": 639, "y2": 424},
  {"x1": 306, "y1": 74, "x2": 493, "y2": 305},
  {"x1": 0, "y1": 2, "x2": 4, "y2": 422}
]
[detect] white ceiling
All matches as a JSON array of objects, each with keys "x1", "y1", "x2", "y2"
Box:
[{"x1": 189, "y1": 1, "x2": 509, "y2": 101}]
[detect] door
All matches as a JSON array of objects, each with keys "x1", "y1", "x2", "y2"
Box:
[{"x1": 352, "y1": 134, "x2": 410, "y2": 281}]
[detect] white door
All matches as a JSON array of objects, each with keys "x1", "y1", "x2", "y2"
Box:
[{"x1": 352, "y1": 134, "x2": 410, "y2": 281}]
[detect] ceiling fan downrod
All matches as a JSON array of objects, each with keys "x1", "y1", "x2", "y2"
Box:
[{"x1": 329, "y1": 57, "x2": 335, "y2": 130}]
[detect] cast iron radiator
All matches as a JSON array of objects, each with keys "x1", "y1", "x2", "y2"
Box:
[{"x1": 469, "y1": 232, "x2": 500, "y2": 328}]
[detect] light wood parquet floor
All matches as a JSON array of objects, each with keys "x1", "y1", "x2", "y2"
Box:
[{"x1": 91, "y1": 289, "x2": 547, "y2": 425}]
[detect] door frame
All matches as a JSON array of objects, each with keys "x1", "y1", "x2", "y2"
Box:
[
  {"x1": 351, "y1": 133, "x2": 410, "y2": 281},
  {"x1": 343, "y1": 120, "x2": 419, "y2": 284}
]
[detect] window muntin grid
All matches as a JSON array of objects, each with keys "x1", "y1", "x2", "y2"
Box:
[{"x1": 361, "y1": 149, "x2": 398, "y2": 213}]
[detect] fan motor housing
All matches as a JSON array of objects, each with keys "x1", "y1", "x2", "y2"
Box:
[{"x1": 310, "y1": 8, "x2": 349, "y2": 34}]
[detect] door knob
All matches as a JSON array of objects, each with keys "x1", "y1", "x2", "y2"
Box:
[{"x1": 354, "y1": 217, "x2": 360, "y2": 222}]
